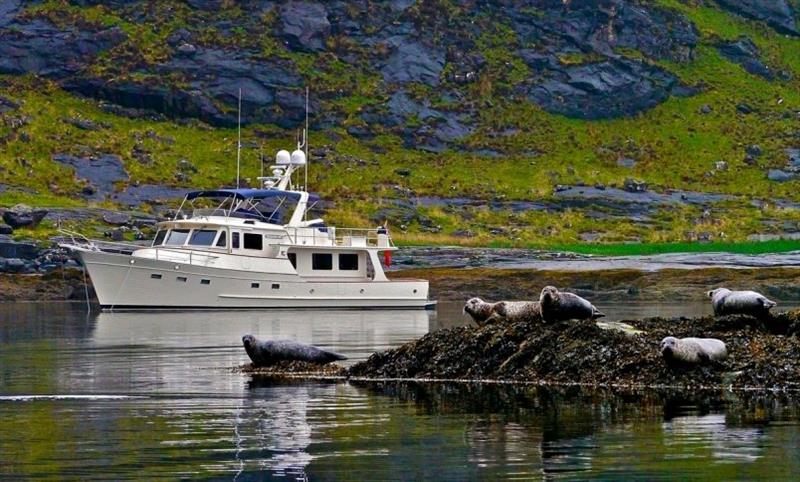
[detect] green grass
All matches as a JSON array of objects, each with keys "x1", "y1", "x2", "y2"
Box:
[{"x1": 552, "y1": 240, "x2": 800, "y2": 256}]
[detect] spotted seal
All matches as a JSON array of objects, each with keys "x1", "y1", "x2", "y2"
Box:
[
  {"x1": 242, "y1": 335, "x2": 347, "y2": 366},
  {"x1": 539, "y1": 286, "x2": 604, "y2": 322},
  {"x1": 707, "y1": 288, "x2": 776, "y2": 317},
  {"x1": 660, "y1": 336, "x2": 728, "y2": 365}
]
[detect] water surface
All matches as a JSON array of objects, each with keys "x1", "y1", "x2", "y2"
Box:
[{"x1": 1, "y1": 303, "x2": 799, "y2": 480}]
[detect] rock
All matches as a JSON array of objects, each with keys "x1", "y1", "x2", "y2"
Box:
[
  {"x1": 717, "y1": 37, "x2": 773, "y2": 79},
  {"x1": 177, "y1": 158, "x2": 197, "y2": 172},
  {"x1": 105, "y1": 228, "x2": 124, "y2": 241},
  {"x1": 623, "y1": 178, "x2": 648, "y2": 193},
  {"x1": 617, "y1": 157, "x2": 636, "y2": 168},
  {"x1": 63, "y1": 116, "x2": 108, "y2": 131},
  {"x1": 736, "y1": 103, "x2": 754, "y2": 114},
  {"x1": 528, "y1": 59, "x2": 684, "y2": 120},
  {"x1": 746, "y1": 144, "x2": 762, "y2": 157},
  {"x1": 0, "y1": 240, "x2": 40, "y2": 259},
  {"x1": 2, "y1": 204, "x2": 48, "y2": 229},
  {"x1": 768, "y1": 169, "x2": 795, "y2": 182},
  {"x1": 699, "y1": 104, "x2": 712, "y2": 114},
  {"x1": 786, "y1": 148, "x2": 800, "y2": 168},
  {"x1": 394, "y1": 168, "x2": 411, "y2": 177},
  {"x1": 381, "y1": 40, "x2": 445, "y2": 86},
  {"x1": 0, "y1": 94, "x2": 19, "y2": 113},
  {"x1": 715, "y1": 161, "x2": 728, "y2": 171},
  {"x1": 716, "y1": 0, "x2": 799, "y2": 36},
  {"x1": 1, "y1": 257, "x2": 30, "y2": 273},
  {"x1": 0, "y1": 223, "x2": 12, "y2": 235},
  {"x1": 0, "y1": 20, "x2": 125, "y2": 79},
  {"x1": 279, "y1": 1, "x2": 330, "y2": 52},
  {"x1": 176, "y1": 43, "x2": 197, "y2": 56},
  {"x1": 102, "y1": 212, "x2": 131, "y2": 226},
  {"x1": 53, "y1": 153, "x2": 128, "y2": 200}
]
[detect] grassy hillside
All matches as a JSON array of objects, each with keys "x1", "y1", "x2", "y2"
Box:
[{"x1": 1, "y1": 1, "x2": 800, "y2": 251}]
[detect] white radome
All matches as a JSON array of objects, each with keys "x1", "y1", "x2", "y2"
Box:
[
  {"x1": 276, "y1": 149, "x2": 291, "y2": 165},
  {"x1": 291, "y1": 149, "x2": 307, "y2": 165}
]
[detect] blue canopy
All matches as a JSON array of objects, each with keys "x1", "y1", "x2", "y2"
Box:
[{"x1": 185, "y1": 188, "x2": 320, "y2": 203}]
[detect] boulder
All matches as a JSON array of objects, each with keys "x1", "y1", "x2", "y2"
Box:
[
  {"x1": 0, "y1": 240, "x2": 40, "y2": 259},
  {"x1": 381, "y1": 40, "x2": 445, "y2": 86},
  {"x1": 102, "y1": 212, "x2": 132, "y2": 226},
  {"x1": 0, "y1": 223, "x2": 12, "y2": 235},
  {"x1": 528, "y1": 59, "x2": 682, "y2": 120},
  {"x1": 623, "y1": 178, "x2": 648, "y2": 193},
  {"x1": 2, "y1": 204, "x2": 48, "y2": 229},
  {"x1": 717, "y1": 37, "x2": 773, "y2": 79},
  {"x1": 768, "y1": 169, "x2": 795, "y2": 182},
  {"x1": 716, "y1": 0, "x2": 799, "y2": 36},
  {"x1": 279, "y1": 1, "x2": 331, "y2": 52}
]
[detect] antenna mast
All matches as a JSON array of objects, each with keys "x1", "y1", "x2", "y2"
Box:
[
  {"x1": 236, "y1": 88, "x2": 242, "y2": 189},
  {"x1": 304, "y1": 87, "x2": 309, "y2": 191}
]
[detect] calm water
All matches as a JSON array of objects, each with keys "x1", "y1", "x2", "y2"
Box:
[{"x1": 2, "y1": 302, "x2": 800, "y2": 480}]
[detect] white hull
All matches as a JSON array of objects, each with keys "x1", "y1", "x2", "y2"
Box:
[{"x1": 75, "y1": 249, "x2": 433, "y2": 310}]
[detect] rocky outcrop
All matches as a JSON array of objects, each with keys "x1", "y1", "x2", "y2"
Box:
[
  {"x1": 53, "y1": 153, "x2": 128, "y2": 200},
  {"x1": 2, "y1": 204, "x2": 48, "y2": 229},
  {"x1": 716, "y1": 0, "x2": 799, "y2": 36},
  {"x1": 278, "y1": 1, "x2": 331, "y2": 52},
  {"x1": 0, "y1": 19, "x2": 124, "y2": 79},
  {"x1": 527, "y1": 58, "x2": 681, "y2": 120}
]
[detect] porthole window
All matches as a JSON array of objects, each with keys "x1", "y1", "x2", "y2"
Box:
[
  {"x1": 200, "y1": 279, "x2": 211, "y2": 285},
  {"x1": 176, "y1": 276, "x2": 187, "y2": 282},
  {"x1": 251, "y1": 282, "x2": 260, "y2": 289},
  {"x1": 150, "y1": 273, "x2": 162, "y2": 280},
  {"x1": 272, "y1": 284, "x2": 280, "y2": 290}
]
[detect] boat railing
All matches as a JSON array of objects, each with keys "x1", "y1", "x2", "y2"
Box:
[
  {"x1": 284, "y1": 226, "x2": 394, "y2": 248},
  {"x1": 58, "y1": 229, "x2": 220, "y2": 265}
]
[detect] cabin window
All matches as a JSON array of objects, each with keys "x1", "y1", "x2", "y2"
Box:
[
  {"x1": 287, "y1": 253, "x2": 297, "y2": 269},
  {"x1": 339, "y1": 253, "x2": 359, "y2": 271},
  {"x1": 165, "y1": 229, "x2": 190, "y2": 246},
  {"x1": 312, "y1": 253, "x2": 333, "y2": 270},
  {"x1": 188, "y1": 229, "x2": 217, "y2": 246},
  {"x1": 216, "y1": 231, "x2": 227, "y2": 247},
  {"x1": 243, "y1": 233, "x2": 263, "y2": 250},
  {"x1": 272, "y1": 283, "x2": 280, "y2": 290},
  {"x1": 153, "y1": 230, "x2": 166, "y2": 246},
  {"x1": 232, "y1": 232, "x2": 240, "y2": 249},
  {"x1": 176, "y1": 276, "x2": 187, "y2": 282},
  {"x1": 251, "y1": 282, "x2": 260, "y2": 289},
  {"x1": 150, "y1": 273, "x2": 162, "y2": 279},
  {"x1": 200, "y1": 279, "x2": 211, "y2": 285}
]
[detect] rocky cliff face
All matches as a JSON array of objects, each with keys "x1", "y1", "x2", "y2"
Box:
[{"x1": 1, "y1": 0, "x2": 800, "y2": 245}]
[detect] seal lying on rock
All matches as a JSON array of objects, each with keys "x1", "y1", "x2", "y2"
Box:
[
  {"x1": 464, "y1": 297, "x2": 542, "y2": 325},
  {"x1": 660, "y1": 336, "x2": 728, "y2": 365},
  {"x1": 708, "y1": 288, "x2": 776, "y2": 317},
  {"x1": 539, "y1": 286, "x2": 604, "y2": 322},
  {"x1": 242, "y1": 335, "x2": 347, "y2": 367}
]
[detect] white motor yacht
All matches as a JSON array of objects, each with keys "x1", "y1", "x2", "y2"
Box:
[{"x1": 60, "y1": 149, "x2": 432, "y2": 310}]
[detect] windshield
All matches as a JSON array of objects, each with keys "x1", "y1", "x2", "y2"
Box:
[
  {"x1": 188, "y1": 229, "x2": 218, "y2": 246},
  {"x1": 164, "y1": 229, "x2": 190, "y2": 246}
]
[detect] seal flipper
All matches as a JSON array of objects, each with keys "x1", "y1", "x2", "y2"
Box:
[{"x1": 591, "y1": 307, "x2": 605, "y2": 319}]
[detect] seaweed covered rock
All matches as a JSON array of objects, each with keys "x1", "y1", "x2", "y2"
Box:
[
  {"x1": 237, "y1": 361, "x2": 346, "y2": 377},
  {"x1": 348, "y1": 312, "x2": 800, "y2": 390}
]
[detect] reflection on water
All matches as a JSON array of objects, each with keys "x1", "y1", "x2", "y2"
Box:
[{"x1": 1, "y1": 303, "x2": 800, "y2": 480}]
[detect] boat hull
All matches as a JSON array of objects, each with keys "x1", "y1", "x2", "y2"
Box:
[{"x1": 73, "y1": 248, "x2": 433, "y2": 310}]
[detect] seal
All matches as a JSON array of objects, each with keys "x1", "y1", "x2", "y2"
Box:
[
  {"x1": 463, "y1": 297, "x2": 500, "y2": 325},
  {"x1": 241, "y1": 335, "x2": 347, "y2": 366},
  {"x1": 707, "y1": 288, "x2": 776, "y2": 317},
  {"x1": 464, "y1": 297, "x2": 542, "y2": 325},
  {"x1": 539, "y1": 286, "x2": 604, "y2": 322},
  {"x1": 660, "y1": 336, "x2": 727, "y2": 365}
]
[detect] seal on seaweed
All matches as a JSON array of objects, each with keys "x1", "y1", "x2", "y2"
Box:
[
  {"x1": 707, "y1": 288, "x2": 776, "y2": 317},
  {"x1": 463, "y1": 297, "x2": 499, "y2": 324},
  {"x1": 539, "y1": 286, "x2": 604, "y2": 322},
  {"x1": 242, "y1": 335, "x2": 347, "y2": 366},
  {"x1": 660, "y1": 336, "x2": 727, "y2": 365}
]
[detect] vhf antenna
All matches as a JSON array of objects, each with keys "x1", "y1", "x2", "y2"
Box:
[{"x1": 236, "y1": 88, "x2": 242, "y2": 189}]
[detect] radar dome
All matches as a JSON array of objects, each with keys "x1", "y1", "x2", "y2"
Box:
[
  {"x1": 290, "y1": 149, "x2": 307, "y2": 165},
  {"x1": 276, "y1": 150, "x2": 291, "y2": 165}
]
